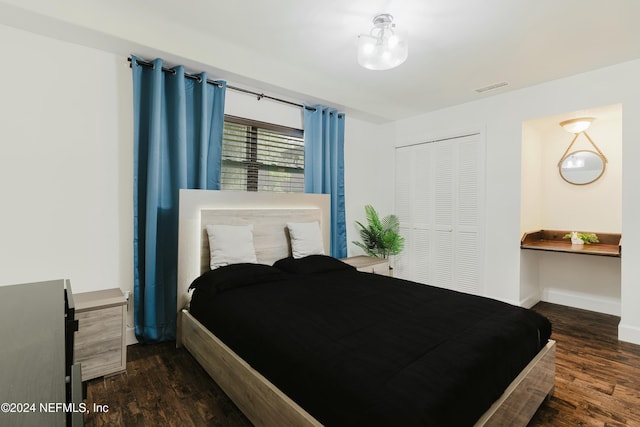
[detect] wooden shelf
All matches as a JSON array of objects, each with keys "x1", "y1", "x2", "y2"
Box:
[{"x1": 521, "y1": 230, "x2": 621, "y2": 257}]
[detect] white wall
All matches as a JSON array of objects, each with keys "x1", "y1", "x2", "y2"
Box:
[
  {"x1": 538, "y1": 252, "x2": 621, "y2": 315},
  {"x1": 527, "y1": 105, "x2": 622, "y2": 232},
  {"x1": 392, "y1": 60, "x2": 640, "y2": 344},
  {"x1": 0, "y1": 23, "x2": 136, "y2": 336},
  {"x1": 344, "y1": 120, "x2": 395, "y2": 256},
  {"x1": 224, "y1": 90, "x2": 304, "y2": 130},
  {"x1": 0, "y1": 23, "x2": 133, "y2": 294},
  {"x1": 520, "y1": 124, "x2": 543, "y2": 234}
]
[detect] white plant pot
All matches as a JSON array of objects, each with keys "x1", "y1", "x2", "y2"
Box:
[{"x1": 570, "y1": 232, "x2": 584, "y2": 245}]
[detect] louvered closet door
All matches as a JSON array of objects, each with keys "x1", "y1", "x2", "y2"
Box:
[
  {"x1": 395, "y1": 144, "x2": 433, "y2": 284},
  {"x1": 394, "y1": 146, "x2": 413, "y2": 279},
  {"x1": 454, "y1": 136, "x2": 482, "y2": 294},
  {"x1": 394, "y1": 133, "x2": 483, "y2": 295},
  {"x1": 433, "y1": 142, "x2": 455, "y2": 290}
]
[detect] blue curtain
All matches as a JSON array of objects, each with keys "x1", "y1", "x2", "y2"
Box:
[
  {"x1": 304, "y1": 105, "x2": 347, "y2": 258},
  {"x1": 132, "y1": 56, "x2": 226, "y2": 342}
]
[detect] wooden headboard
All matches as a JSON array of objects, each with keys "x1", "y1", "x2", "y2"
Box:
[{"x1": 177, "y1": 189, "x2": 331, "y2": 314}]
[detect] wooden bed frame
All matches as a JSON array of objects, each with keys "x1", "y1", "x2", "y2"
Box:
[{"x1": 176, "y1": 189, "x2": 556, "y2": 427}]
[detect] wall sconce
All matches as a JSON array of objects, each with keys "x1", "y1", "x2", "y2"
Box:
[
  {"x1": 357, "y1": 14, "x2": 408, "y2": 71},
  {"x1": 558, "y1": 117, "x2": 607, "y2": 185}
]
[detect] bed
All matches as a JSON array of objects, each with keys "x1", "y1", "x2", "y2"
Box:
[{"x1": 176, "y1": 189, "x2": 555, "y2": 427}]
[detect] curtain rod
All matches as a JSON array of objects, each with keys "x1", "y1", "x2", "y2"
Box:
[{"x1": 128, "y1": 57, "x2": 316, "y2": 112}]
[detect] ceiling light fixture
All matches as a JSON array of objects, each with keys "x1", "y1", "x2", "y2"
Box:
[
  {"x1": 357, "y1": 14, "x2": 408, "y2": 71},
  {"x1": 559, "y1": 117, "x2": 595, "y2": 134}
]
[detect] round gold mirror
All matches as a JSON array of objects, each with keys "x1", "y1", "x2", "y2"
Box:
[{"x1": 559, "y1": 150, "x2": 606, "y2": 185}]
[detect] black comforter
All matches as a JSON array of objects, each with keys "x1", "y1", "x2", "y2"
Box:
[{"x1": 189, "y1": 256, "x2": 551, "y2": 427}]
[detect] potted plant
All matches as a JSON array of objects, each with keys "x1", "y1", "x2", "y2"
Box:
[
  {"x1": 352, "y1": 205, "x2": 405, "y2": 259},
  {"x1": 562, "y1": 232, "x2": 599, "y2": 245}
]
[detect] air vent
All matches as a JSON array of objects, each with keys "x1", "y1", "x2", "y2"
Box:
[{"x1": 474, "y1": 81, "x2": 509, "y2": 93}]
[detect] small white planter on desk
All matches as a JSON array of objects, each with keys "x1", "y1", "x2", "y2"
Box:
[
  {"x1": 341, "y1": 255, "x2": 390, "y2": 276},
  {"x1": 73, "y1": 288, "x2": 127, "y2": 381}
]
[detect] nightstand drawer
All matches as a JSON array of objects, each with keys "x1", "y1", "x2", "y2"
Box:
[
  {"x1": 75, "y1": 307, "x2": 122, "y2": 356},
  {"x1": 73, "y1": 289, "x2": 127, "y2": 381}
]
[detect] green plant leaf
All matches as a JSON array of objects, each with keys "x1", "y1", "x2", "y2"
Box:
[
  {"x1": 364, "y1": 205, "x2": 383, "y2": 234},
  {"x1": 352, "y1": 205, "x2": 405, "y2": 258}
]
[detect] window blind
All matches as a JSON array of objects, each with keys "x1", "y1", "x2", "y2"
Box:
[{"x1": 221, "y1": 116, "x2": 304, "y2": 192}]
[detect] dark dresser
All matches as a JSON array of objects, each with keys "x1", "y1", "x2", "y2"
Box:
[{"x1": 0, "y1": 280, "x2": 83, "y2": 427}]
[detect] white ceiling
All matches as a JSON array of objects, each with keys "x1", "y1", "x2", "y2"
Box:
[{"x1": 2, "y1": 0, "x2": 640, "y2": 123}]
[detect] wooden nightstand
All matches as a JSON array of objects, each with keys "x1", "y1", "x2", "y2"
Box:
[
  {"x1": 341, "y1": 256, "x2": 390, "y2": 276},
  {"x1": 73, "y1": 288, "x2": 127, "y2": 381}
]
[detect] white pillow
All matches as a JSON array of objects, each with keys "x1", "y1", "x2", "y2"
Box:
[
  {"x1": 287, "y1": 221, "x2": 325, "y2": 259},
  {"x1": 206, "y1": 224, "x2": 257, "y2": 269}
]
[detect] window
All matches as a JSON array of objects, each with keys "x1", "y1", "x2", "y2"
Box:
[{"x1": 221, "y1": 115, "x2": 304, "y2": 192}]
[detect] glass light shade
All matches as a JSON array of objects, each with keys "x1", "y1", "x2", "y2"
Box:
[
  {"x1": 357, "y1": 15, "x2": 408, "y2": 71},
  {"x1": 560, "y1": 117, "x2": 594, "y2": 134}
]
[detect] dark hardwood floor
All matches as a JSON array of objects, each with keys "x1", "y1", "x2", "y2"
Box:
[
  {"x1": 84, "y1": 302, "x2": 640, "y2": 426},
  {"x1": 84, "y1": 339, "x2": 252, "y2": 427},
  {"x1": 529, "y1": 302, "x2": 640, "y2": 427}
]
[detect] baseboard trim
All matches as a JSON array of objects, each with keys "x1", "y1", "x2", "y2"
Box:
[
  {"x1": 541, "y1": 288, "x2": 620, "y2": 316},
  {"x1": 519, "y1": 293, "x2": 541, "y2": 309},
  {"x1": 126, "y1": 327, "x2": 138, "y2": 346},
  {"x1": 619, "y1": 323, "x2": 640, "y2": 345}
]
